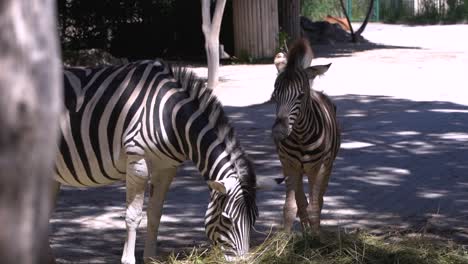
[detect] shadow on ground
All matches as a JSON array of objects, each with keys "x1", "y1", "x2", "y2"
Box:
[
  {"x1": 313, "y1": 42, "x2": 422, "y2": 58},
  {"x1": 51, "y1": 95, "x2": 468, "y2": 263},
  {"x1": 178, "y1": 42, "x2": 421, "y2": 68}
]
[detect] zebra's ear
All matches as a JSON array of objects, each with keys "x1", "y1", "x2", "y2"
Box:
[
  {"x1": 305, "y1": 63, "x2": 331, "y2": 79},
  {"x1": 208, "y1": 177, "x2": 238, "y2": 195}
]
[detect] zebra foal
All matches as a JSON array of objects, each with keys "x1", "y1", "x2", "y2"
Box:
[
  {"x1": 52, "y1": 60, "x2": 258, "y2": 263},
  {"x1": 271, "y1": 39, "x2": 341, "y2": 234}
]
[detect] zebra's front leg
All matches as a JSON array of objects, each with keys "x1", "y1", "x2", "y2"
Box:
[
  {"x1": 143, "y1": 167, "x2": 176, "y2": 262},
  {"x1": 122, "y1": 157, "x2": 148, "y2": 264},
  {"x1": 306, "y1": 164, "x2": 329, "y2": 235},
  {"x1": 294, "y1": 175, "x2": 310, "y2": 232},
  {"x1": 283, "y1": 168, "x2": 306, "y2": 232}
]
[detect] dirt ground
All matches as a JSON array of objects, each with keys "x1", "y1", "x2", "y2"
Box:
[{"x1": 51, "y1": 23, "x2": 468, "y2": 263}]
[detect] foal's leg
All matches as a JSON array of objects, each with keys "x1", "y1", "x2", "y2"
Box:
[
  {"x1": 143, "y1": 167, "x2": 176, "y2": 262},
  {"x1": 317, "y1": 162, "x2": 333, "y2": 211},
  {"x1": 294, "y1": 175, "x2": 310, "y2": 232},
  {"x1": 306, "y1": 164, "x2": 330, "y2": 235},
  {"x1": 122, "y1": 157, "x2": 148, "y2": 264},
  {"x1": 283, "y1": 167, "x2": 306, "y2": 232}
]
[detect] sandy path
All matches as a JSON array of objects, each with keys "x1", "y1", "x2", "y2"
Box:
[{"x1": 51, "y1": 24, "x2": 468, "y2": 263}]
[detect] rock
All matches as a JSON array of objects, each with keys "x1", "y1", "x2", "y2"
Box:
[{"x1": 300, "y1": 16, "x2": 368, "y2": 45}]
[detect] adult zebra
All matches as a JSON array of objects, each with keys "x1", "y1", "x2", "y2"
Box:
[
  {"x1": 52, "y1": 60, "x2": 258, "y2": 264},
  {"x1": 271, "y1": 38, "x2": 341, "y2": 234}
]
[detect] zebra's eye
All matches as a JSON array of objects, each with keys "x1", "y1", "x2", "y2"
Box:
[
  {"x1": 222, "y1": 211, "x2": 231, "y2": 219},
  {"x1": 297, "y1": 93, "x2": 305, "y2": 100},
  {"x1": 221, "y1": 212, "x2": 232, "y2": 225}
]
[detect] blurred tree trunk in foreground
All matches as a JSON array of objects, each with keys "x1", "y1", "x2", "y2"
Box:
[{"x1": 0, "y1": 0, "x2": 61, "y2": 263}]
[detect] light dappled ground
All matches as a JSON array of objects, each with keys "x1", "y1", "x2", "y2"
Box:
[{"x1": 51, "y1": 24, "x2": 468, "y2": 263}]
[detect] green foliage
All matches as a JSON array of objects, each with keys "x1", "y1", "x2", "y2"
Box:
[
  {"x1": 414, "y1": 0, "x2": 444, "y2": 22},
  {"x1": 380, "y1": 0, "x2": 468, "y2": 24},
  {"x1": 301, "y1": 0, "x2": 342, "y2": 21},
  {"x1": 62, "y1": 49, "x2": 128, "y2": 67},
  {"x1": 379, "y1": 0, "x2": 414, "y2": 22},
  {"x1": 236, "y1": 49, "x2": 254, "y2": 64},
  {"x1": 443, "y1": 0, "x2": 468, "y2": 21},
  {"x1": 277, "y1": 31, "x2": 290, "y2": 53},
  {"x1": 151, "y1": 230, "x2": 468, "y2": 264},
  {"x1": 350, "y1": 0, "x2": 379, "y2": 21},
  {"x1": 465, "y1": 0, "x2": 468, "y2": 16},
  {"x1": 59, "y1": 0, "x2": 176, "y2": 48},
  {"x1": 301, "y1": 0, "x2": 379, "y2": 22},
  {"x1": 58, "y1": 0, "x2": 215, "y2": 60}
]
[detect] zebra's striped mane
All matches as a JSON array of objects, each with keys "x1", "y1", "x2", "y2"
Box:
[{"x1": 171, "y1": 66, "x2": 257, "y2": 209}]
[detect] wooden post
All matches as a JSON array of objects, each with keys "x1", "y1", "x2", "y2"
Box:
[
  {"x1": 233, "y1": 0, "x2": 279, "y2": 59},
  {"x1": 0, "y1": 0, "x2": 62, "y2": 263},
  {"x1": 278, "y1": 0, "x2": 301, "y2": 43}
]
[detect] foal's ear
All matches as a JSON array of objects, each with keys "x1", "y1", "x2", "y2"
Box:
[
  {"x1": 305, "y1": 63, "x2": 331, "y2": 79},
  {"x1": 208, "y1": 177, "x2": 238, "y2": 194}
]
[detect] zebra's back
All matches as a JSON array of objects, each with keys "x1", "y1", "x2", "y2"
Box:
[{"x1": 55, "y1": 60, "x2": 171, "y2": 187}]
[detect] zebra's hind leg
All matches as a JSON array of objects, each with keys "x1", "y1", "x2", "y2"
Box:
[
  {"x1": 143, "y1": 167, "x2": 176, "y2": 263},
  {"x1": 122, "y1": 157, "x2": 148, "y2": 264}
]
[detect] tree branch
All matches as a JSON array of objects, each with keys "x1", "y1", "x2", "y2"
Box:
[
  {"x1": 201, "y1": 0, "x2": 211, "y2": 35},
  {"x1": 355, "y1": 0, "x2": 375, "y2": 36},
  {"x1": 201, "y1": 0, "x2": 226, "y2": 89},
  {"x1": 339, "y1": 0, "x2": 356, "y2": 42},
  {"x1": 211, "y1": 0, "x2": 226, "y2": 39}
]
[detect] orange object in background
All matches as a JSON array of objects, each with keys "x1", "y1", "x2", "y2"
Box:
[{"x1": 324, "y1": 15, "x2": 351, "y2": 32}]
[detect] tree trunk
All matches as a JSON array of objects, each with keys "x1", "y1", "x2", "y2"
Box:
[
  {"x1": 278, "y1": 0, "x2": 301, "y2": 43},
  {"x1": 339, "y1": 0, "x2": 356, "y2": 42},
  {"x1": 339, "y1": 0, "x2": 375, "y2": 42},
  {"x1": 355, "y1": 0, "x2": 375, "y2": 36},
  {"x1": 0, "y1": 0, "x2": 62, "y2": 263},
  {"x1": 201, "y1": 0, "x2": 227, "y2": 89}
]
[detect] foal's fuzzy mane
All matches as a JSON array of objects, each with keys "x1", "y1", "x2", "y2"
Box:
[
  {"x1": 171, "y1": 65, "x2": 258, "y2": 217},
  {"x1": 285, "y1": 38, "x2": 314, "y2": 72}
]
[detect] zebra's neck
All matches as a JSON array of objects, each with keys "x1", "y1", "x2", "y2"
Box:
[
  {"x1": 151, "y1": 67, "x2": 240, "y2": 182},
  {"x1": 293, "y1": 95, "x2": 326, "y2": 144},
  {"x1": 178, "y1": 103, "x2": 238, "y2": 181},
  {"x1": 298, "y1": 95, "x2": 320, "y2": 127}
]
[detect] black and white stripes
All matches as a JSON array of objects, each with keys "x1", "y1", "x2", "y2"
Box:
[
  {"x1": 271, "y1": 39, "x2": 341, "y2": 233},
  {"x1": 54, "y1": 60, "x2": 257, "y2": 262}
]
